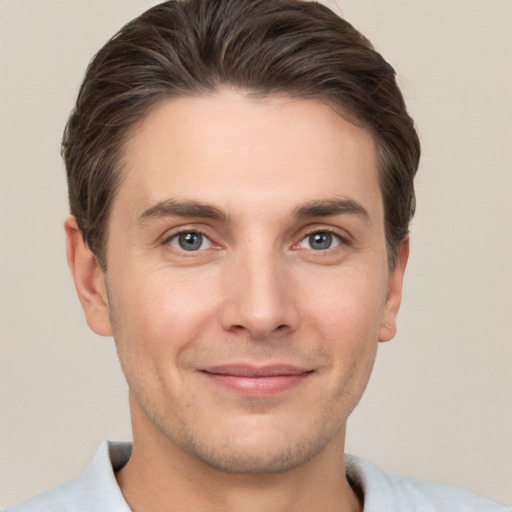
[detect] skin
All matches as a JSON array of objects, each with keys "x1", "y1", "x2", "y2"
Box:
[{"x1": 66, "y1": 90, "x2": 408, "y2": 512}]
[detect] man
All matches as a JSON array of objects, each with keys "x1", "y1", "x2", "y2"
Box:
[{"x1": 6, "y1": 0, "x2": 510, "y2": 511}]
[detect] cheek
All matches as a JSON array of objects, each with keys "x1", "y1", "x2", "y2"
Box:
[
  {"x1": 304, "y1": 267, "x2": 388, "y2": 340},
  {"x1": 300, "y1": 266, "x2": 386, "y2": 393},
  {"x1": 108, "y1": 268, "x2": 220, "y2": 358}
]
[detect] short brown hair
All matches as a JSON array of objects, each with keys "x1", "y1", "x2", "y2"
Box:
[{"x1": 63, "y1": 0, "x2": 420, "y2": 269}]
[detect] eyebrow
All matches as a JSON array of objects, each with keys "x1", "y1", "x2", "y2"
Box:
[
  {"x1": 138, "y1": 197, "x2": 370, "y2": 225},
  {"x1": 138, "y1": 199, "x2": 228, "y2": 223},
  {"x1": 293, "y1": 198, "x2": 370, "y2": 223}
]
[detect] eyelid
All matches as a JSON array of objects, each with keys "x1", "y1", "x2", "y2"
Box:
[
  {"x1": 168, "y1": 231, "x2": 212, "y2": 251},
  {"x1": 160, "y1": 223, "x2": 211, "y2": 241},
  {"x1": 158, "y1": 223, "x2": 351, "y2": 254},
  {"x1": 293, "y1": 225, "x2": 351, "y2": 250},
  {"x1": 162, "y1": 226, "x2": 219, "y2": 252}
]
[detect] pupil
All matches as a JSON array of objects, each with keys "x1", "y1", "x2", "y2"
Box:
[
  {"x1": 310, "y1": 232, "x2": 332, "y2": 250},
  {"x1": 179, "y1": 232, "x2": 202, "y2": 250}
]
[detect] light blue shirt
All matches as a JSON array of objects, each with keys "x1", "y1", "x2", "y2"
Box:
[{"x1": 6, "y1": 441, "x2": 511, "y2": 511}]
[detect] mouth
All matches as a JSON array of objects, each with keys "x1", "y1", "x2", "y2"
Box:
[{"x1": 199, "y1": 364, "x2": 313, "y2": 395}]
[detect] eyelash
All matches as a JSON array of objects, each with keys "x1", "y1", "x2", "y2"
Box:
[
  {"x1": 163, "y1": 226, "x2": 348, "y2": 254},
  {"x1": 295, "y1": 227, "x2": 347, "y2": 251},
  {"x1": 163, "y1": 229, "x2": 215, "y2": 253}
]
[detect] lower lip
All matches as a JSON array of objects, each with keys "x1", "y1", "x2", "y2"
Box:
[{"x1": 201, "y1": 372, "x2": 311, "y2": 395}]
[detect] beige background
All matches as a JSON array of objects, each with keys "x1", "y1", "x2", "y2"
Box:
[{"x1": 1, "y1": 0, "x2": 511, "y2": 508}]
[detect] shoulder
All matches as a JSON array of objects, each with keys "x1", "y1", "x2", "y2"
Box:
[
  {"x1": 5, "y1": 441, "x2": 132, "y2": 512},
  {"x1": 345, "y1": 454, "x2": 511, "y2": 512},
  {"x1": 5, "y1": 478, "x2": 89, "y2": 512}
]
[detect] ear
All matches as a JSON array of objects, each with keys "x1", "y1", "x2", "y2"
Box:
[
  {"x1": 65, "y1": 216, "x2": 112, "y2": 336},
  {"x1": 378, "y1": 238, "x2": 409, "y2": 342}
]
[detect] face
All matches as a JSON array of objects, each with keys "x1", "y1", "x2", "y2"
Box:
[{"x1": 69, "y1": 90, "x2": 406, "y2": 474}]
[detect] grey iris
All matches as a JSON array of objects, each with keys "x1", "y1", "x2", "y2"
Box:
[
  {"x1": 178, "y1": 232, "x2": 203, "y2": 251},
  {"x1": 309, "y1": 232, "x2": 333, "y2": 250}
]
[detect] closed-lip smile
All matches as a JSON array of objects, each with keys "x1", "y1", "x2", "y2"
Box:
[{"x1": 199, "y1": 364, "x2": 313, "y2": 395}]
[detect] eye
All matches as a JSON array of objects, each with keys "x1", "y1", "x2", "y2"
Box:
[
  {"x1": 298, "y1": 231, "x2": 342, "y2": 251},
  {"x1": 167, "y1": 231, "x2": 213, "y2": 251}
]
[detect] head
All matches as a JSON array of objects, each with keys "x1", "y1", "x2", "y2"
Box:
[
  {"x1": 63, "y1": 0, "x2": 420, "y2": 272},
  {"x1": 64, "y1": 0, "x2": 420, "y2": 478}
]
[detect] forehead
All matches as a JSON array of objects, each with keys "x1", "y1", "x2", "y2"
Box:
[{"x1": 117, "y1": 90, "x2": 382, "y2": 221}]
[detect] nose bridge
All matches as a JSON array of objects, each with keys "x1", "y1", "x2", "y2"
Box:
[{"x1": 221, "y1": 239, "x2": 297, "y2": 338}]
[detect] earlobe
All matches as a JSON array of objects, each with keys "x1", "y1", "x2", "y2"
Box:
[
  {"x1": 64, "y1": 216, "x2": 113, "y2": 337},
  {"x1": 378, "y1": 238, "x2": 409, "y2": 342}
]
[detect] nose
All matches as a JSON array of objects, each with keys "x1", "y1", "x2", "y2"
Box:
[{"x1": 220, "y1": 248, "x2": 299, "y2": 340}]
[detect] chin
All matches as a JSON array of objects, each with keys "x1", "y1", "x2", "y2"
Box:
[
  {"x1": 189, "y1": 438, "x2": 322, "y2": 474},
  {"x1": 173, "y1": 418, "x2": 341, "y2": 475}
]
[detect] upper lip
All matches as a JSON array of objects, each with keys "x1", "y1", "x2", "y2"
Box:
[{"x1": 201, "y1": 364, "x2": 311, "y2": 377}]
